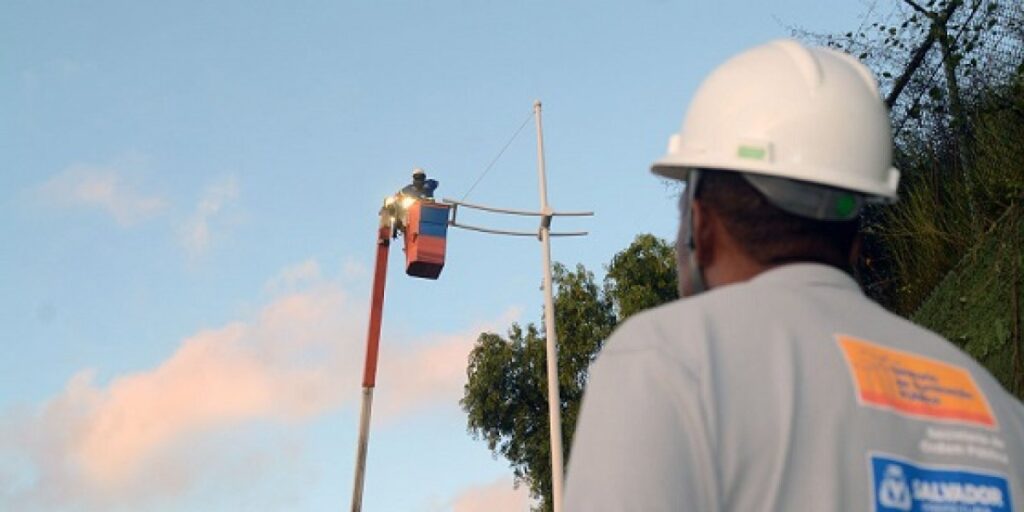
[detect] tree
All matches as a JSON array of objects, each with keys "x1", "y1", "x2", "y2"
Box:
[
  {"x1": 604, "y1": 233, "x2": 679, "y2": 320},
  {"x1": 460, "y1": 234, "x2": 678, "y2": 511},
  {"x1": 791, "y1": 0, "x2": 1023, "y2": 312},
  {"x1": 794, "y1": 0, "x2": 1024, "y2": 396}
]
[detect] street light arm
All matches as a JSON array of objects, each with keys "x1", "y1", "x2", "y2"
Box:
[{"x1": 442, "y1": 198, "x2": 593, "y2": 218}]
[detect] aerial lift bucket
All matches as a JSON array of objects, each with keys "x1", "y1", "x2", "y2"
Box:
[{"x1": 404, "y1": 201, "x2": 450, "y2": 279}]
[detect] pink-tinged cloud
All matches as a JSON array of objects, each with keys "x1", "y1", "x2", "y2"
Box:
[
  {"x1": 449, "y1": 477, "x2": 531, "y2": 512},
  {"x1": 37, "y1": 163, "x2": 166, "y2": 226},
  {"x1": 265, "y1": 259, "x2": 322, "y2": 294},
  {"x1": 179, "y1": 176, "x2": 239, "y2": 258},
  {"x1": 375, "y1": 307, "x2": 521, "y2": 420},
  {"x1": 0, "y1": 261, "x2": 519, "y2": 510},
  {"x1": 2, "y1": 284, "x2": 353, "y2": 510}
]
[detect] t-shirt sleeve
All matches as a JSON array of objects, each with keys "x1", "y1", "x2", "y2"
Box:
[{"x1": 564, "y1": 321, "x2": 716, "y2": 511}]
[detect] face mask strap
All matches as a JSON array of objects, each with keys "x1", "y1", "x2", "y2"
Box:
[{"x1": 684, "y1": 169, "x2": 708, "y2": 295}]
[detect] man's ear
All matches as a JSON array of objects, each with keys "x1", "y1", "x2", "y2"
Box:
[{"x1": 691, "y1": 199, "x2": 715, "y2": 267}]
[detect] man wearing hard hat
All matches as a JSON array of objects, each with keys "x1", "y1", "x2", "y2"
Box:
[
  {"x1": 565, "y1": 40, "x2": 1024, "y2": 511},
  {"x1": 401, "y1": 167, "x2": 439, "y2": 200}
]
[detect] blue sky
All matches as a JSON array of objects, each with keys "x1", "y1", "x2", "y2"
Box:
[{"x1": 2, "y1": 1, "x2": 872, "y2": 510}]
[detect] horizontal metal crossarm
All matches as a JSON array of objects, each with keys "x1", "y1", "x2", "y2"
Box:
[
  {"x1": 449, "y1": 221, "x2": 535, "y2": 236},
  {"x1": 449, "y1": 221, "x2": 588, "y2": 237},
  {"x1": 442, "y1": 198, "x2": 593, "y2": 217}
]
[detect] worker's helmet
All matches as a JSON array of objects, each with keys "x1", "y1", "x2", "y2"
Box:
[
  {"x1": 412, "y1": 168, "x2": 426, "y2": 180},
  {"x1": 651, "y1": 39, "x2": 900, "y2": 220}
]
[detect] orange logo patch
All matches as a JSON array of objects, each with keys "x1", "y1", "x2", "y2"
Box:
[{"x1": 837, "y1": 334, "x2": 996, "y2": 428}]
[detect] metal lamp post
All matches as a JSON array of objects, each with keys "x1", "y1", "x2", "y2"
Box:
[
  {"x1": 444, "y1": 101, "x2": 590, "y2": 512},
  {"x1": 349, "y1": 101, "x2": 589, "y2": 512}
]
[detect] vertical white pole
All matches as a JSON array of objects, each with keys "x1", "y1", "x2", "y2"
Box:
[
  {"x1": 350, "y1": 388, "x2": 374, "y2": 512},
  {"x1": 351, "y1": 221, "x2": 392, "y2": 512},
  {"x1": 534, "y1": 100, "x2": 564, "y2": 512}
]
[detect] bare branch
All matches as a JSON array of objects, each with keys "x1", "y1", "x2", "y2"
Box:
[
  {"x1": 903, "y1": 0, "x2": 934, "y2": 17},
  {"x1": 886, "y1": 0, "x2": 966, "y2": 108},
  {"x1": 887, "y1": 31, "x2": 938, "y2": 107}
]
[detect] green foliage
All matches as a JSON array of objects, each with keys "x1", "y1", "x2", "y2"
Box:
[
  {"x1": 900, "y1": 72, "x2": 1024, "y2": 399},
  {"x1": 460, "y1": 235, "x2": 677, "y2": 511},
  {"x1": 868, "y1": 72, "x2": 1024, "y2": 314},
  {"x1": 912, "y1": 205, "x2": 1024, "y2": 400},
  {"x1": 462, "y1": 324, "x2": 552, "y2": 502},
  {"x1": 863, "y1": 137, "x2": 975, "y2": 312},
  {"x1": 604, "y1": 233, "x2": 679, "y2": 320},
  {"x1": 969, "y1": 78, "x2": 1024, "y2": 210},
  {"x1": 798, "y1": 0, "x2": 1021, "y2": 142},
  {"x1": 856, "y1": 19, "x2": 1024, "y2": 399},
  {"x1": 826, "y1": 0, "x2": 1024, "y2": 311}
]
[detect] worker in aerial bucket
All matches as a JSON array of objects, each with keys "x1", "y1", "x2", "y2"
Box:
[
  {"x1": 383, "y1": 168, "x2": 440, "y2": 238},
  {"x1": 564, "y1": 39, "x2": 1024, "y2": 511},
  {"x1": 401, "y1": 167, "x2": 439, "y2": 200}
]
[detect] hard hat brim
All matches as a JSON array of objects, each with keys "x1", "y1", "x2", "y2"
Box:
[
  {"x1": 651, "y1": 159, "x2": 899, "y2": 203},
  {"x1": 650, "y1": 162, "x2": 691, "y2": 182}
]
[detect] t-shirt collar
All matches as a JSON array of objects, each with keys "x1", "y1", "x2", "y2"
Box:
[{"x1": 748, "y1": 263, "x2": 862, "y2": 292}]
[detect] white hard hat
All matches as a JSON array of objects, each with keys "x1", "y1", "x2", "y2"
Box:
[
  {"x1": 652, "y1": 39, "x2": 900, "y2": 203},
  {"x1": 412, "y1": 167, "x2": 426, "y2": 178}
]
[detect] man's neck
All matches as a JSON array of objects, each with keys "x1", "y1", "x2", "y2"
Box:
[{"x1": 704, "y1": 251, "x2": 770, "y2": 289}]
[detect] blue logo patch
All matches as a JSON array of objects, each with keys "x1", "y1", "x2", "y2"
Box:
[{"x1": 871, "y1": 454, "x2": 1012, "y2": 512}]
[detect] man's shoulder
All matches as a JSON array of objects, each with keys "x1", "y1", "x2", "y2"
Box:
[
  {"x1": 598, "y1": 293, "x2": 723, "y2": 372},
  {"x1": 608, "y1": 274, "x2": 780, "y2": 338},
  {"x1": 599, "y1": 267, "x2": 876, "y2": 365},
  {"x1": 605, "y1": 299, "x2": 699, "y2": 348}
]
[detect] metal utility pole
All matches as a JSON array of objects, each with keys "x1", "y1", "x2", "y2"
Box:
[
  {"x1": 444, "y1": 101, "x2": 590, "y2": 512},
  {"x1": 348, "y1": 101, "x2": 588, "y2": 512},
  {"x1": 534, "y1": 100, "x2": 565, "y2": 512},
  {"x1": 350, "y1": 213, "x2": 392, "y2": 512}
]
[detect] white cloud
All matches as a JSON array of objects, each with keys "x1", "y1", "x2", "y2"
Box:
[
  {"x1": 264, "y1": 259, "x2": 322, "y2": 294},
  {"x1": 448, "y1": 477, "x2": 532, "y2": 512},
  {"x1": 341, "y1": 257, "x2": 369, "y2": 282},
  {"x1": 0, "y1": 259, "x2": 519, "y2": 510},
  {"x1": 35, "y1": 162, "x2": 245, "y2": 258},
  {"x1": 37, "y1": 163, "x2": 166, "y2": 226},
  {"x1": 179, "y1": 176, "x2": 239, "y2": 258}
]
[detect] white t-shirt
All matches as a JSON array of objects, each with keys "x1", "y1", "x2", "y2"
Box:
[{"x1": 565, "y1": 264, "x2": 1024, "y2": 511}]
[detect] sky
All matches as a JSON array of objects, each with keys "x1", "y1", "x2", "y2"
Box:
[{"x1": 1, "y1": 1, "x2": 874, "y2": 510}]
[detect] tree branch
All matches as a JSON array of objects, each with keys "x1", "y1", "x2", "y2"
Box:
[
  {"x1": 886, "y1": 31, "x2": 938, "y2": 107},
  {"x1": 902, "y1": 0, "x2": 934, "y2": 17},
  {"x1": 886, "y1": 0, "x2": 965, "y2": 108}
]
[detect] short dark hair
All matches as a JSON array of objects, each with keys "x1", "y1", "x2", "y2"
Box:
[{"x1": 694, "y1": 169, "x2": 859, "y2": 271}]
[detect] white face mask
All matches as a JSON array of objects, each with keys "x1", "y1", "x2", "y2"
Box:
[{"x1": 675, "y1": 170, "x2": 707, "y2": 297}]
